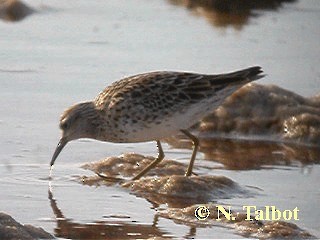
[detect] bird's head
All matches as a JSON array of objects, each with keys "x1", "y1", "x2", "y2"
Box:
[{"x1": 50, "y1": 101, "x2": 99, "y2": 167}]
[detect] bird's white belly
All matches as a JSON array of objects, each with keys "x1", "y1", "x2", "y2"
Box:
[{"x1": 121, "y1": 95, "x2": 227, "y2": 142}]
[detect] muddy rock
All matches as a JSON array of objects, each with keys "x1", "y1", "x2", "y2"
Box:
[
  {"x1": 0, "y1": 212, "x2": 53, "y2": 239},
  {"x1": 0, "y1": 0, "x2": 34, "y2": 22},
  {"x1": 193, "y1": 83, "x2": 320, "y2": 146},
  {"x1": 160, "y1": 204, "x2": 313, "y2": 239}
]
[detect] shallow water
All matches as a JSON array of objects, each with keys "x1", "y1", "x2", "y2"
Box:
[{"x1": 0, "y1": 0, "x2": 319, "y2": 239}]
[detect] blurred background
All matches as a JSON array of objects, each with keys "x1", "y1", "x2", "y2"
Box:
[{"x1": 0, "y1": 0, "x2": 319, "y2": 239}]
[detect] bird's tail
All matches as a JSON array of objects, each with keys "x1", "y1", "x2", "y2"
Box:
[
  {"x1": 227, "y1": 66, "x2": 265, "y2": 81},
  {"x1": 209, "y1": 66, "x2": 265, "y2": 86}
]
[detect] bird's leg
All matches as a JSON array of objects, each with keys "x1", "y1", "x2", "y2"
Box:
[
  {"x1": 132, "y1": 140, "x2": 164, "y2": 180},
  {"x1": 181, "y1": 130, "x2": 199, "y2": 177}
]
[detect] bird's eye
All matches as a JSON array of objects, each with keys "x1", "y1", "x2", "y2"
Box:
[{"x1": 60, "y1": 119, "x2": 69, "y2": 130}]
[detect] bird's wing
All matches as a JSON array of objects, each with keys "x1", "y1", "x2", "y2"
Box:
[{"x1": 94, "y1": 67, "x2": 263, "y2": 110}]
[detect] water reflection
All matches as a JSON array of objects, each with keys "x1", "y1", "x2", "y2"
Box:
[
  {"x1": 55, "y1": 147, "x2": 316, "y2": 239},
  {"x1": 165, "y1": 82, "x2": 320, "y2": 170},
  {"x1": 166, "y1": 137, "x2": 320, "y2": 170},
  {"x1": 48, "y1": 189, "x2": 171, "y2": 239},
  {"x1": 50, "y1": 168, "x2": 313, "y2": 239},
  {"x1": 168, "y1": 0, "x2": 296, "y2": 29}
]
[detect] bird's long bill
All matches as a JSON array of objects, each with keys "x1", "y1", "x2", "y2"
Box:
[{"x1": 50, "y1": 138, "x2": 68, "y2": 167}]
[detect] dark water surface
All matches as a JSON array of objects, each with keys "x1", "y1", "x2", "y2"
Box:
[{"x1": 0, "y1": 0, "x2": 319, "y2": 239}]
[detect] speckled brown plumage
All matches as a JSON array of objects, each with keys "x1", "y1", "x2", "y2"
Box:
[{"x1": 51, "y1": 66, "x2": 264, "y2": 179}]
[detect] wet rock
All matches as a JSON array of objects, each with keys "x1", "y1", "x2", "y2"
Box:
[
  {"x1": 160, "y1": 204, "x2": 313, "y2": 239},
  {"x1": 0, "y1": 0, "x2": 34, "y2": 22},
  {"x1": 80, "y1": 154, "x2": 254, "y2": 207},
  {"x1": 193, "y1": 83, "x2": 320, "y2": 146},
  {"x1": 122, "y1": 175, "x2": 244, "y2": 199},
  {"x1": 81, "y1": 153, "x2": 186, "y2": 180},
  {"x1": 122, "y1": 175, "x2": 252, "y2": 206},
  {"x1": 0, "y1": 212, "x2": 53, "y2": 239},
  {"x1": 78, "y1": 154, "x2": 314, "y2": 238},
  {"x1": 80, "y1": 153, "x2": 187, "y2": 189}
]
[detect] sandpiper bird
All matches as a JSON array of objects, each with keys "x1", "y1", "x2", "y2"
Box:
[{"x1": 51, "y1": 66, "x2": 264, "y2": 180}]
